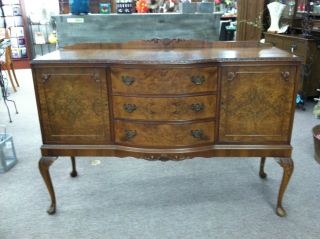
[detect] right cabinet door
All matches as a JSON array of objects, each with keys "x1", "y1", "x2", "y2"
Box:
[{"x1": 219, "y1": 65, "x2": 297, "y2": 144}]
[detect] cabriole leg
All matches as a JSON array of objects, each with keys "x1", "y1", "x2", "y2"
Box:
[
  {"x1": 275, "y1": 157, "x2": 294, "y2": 217},
  {"x1": 259, "y1": 157, "x2": 267, "y2": 179},
  {"x1": 70, "y1": 156, "x2": 78, "y2": 177},
  {"x1": 39, "y1": 157, "x2": 57, "y2": 215},
  {"x1": 10, "y1": 63, "x2": 19, "y2": 87}
]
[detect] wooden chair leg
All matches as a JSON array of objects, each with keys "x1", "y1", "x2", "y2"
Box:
[
  {"x1": 10, "y1": 62, "x2": 19, "y2": 87},
  {"x1": 4, "y1": 65, "x2": 17, "y2": 92}
]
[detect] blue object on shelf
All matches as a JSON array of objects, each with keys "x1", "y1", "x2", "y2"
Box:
[{"x1": 69, "y1": 0, "x2": 89, "y2": 15}]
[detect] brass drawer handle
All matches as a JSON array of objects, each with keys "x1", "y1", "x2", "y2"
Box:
[
  {"x1": 122, "y1": 76, "x2": 135, "y2": 85},
  {"x1": 123, "y1": 104, "x2": 137, "y2": 113},
  {"x1": 191, "y1": 129, "x2": 204, "y2": 139},
  {"x1": 191, "y1": 76, "x2": 205, "y2": 85},
  {"x1": 41, "y1": 74, "x2": 51, "y2": 83},
  {"x1": 92, "y1": 73, "x2": 100, "y2": 83},
  {"x1": 191, "y1": 103, "x2": 204, "y2": 112},
  {"x1": 124, "y1": 129, "x2": 137, "y2": 140},
  {"x1": 227, "y1": 72, "x2": 236, "y2": 81},
  {"x1": 281, "y1": 71, "x2": 290, "y2": 81}
]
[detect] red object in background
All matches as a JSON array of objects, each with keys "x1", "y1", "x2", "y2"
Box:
[
  {"x1": 298, "y1": 4, "x2": 305, "y2": 11},
  {"x1": 214, "y1": 0, "x2": 221, "y2": 4},
  {"x1": 136, "y1": 0, "x2": 149, "y2": 13}
]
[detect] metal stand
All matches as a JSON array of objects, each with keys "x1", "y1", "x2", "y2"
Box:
[
  {"x1": 0, "y1": 70, "x2": 18, "y2": 123},
  {"x1": 0, "y1": 40, "x2": 18, "y2": 123}
]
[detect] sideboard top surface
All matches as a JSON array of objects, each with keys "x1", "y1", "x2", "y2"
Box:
[{"x1": 31, "y1": 41, "x2": 301, "y2": 65}]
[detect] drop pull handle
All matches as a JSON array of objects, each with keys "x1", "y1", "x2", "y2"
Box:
[
  {"x1": 124, "y1": 129, "x2": 137, "y2": 140},
  {"x1": 122, "y1": 76, "x2": 135, "y2": 85},
  {"x1": 191, "y1": 103, "x2": 204, "y2": 112},
  {"x1": 191, "y1": 129, "x2": 204, "y2": 139},
  {"x1": 191, "y1": 76, "x2": 205, "y2": 85},
  {"x1": 123, "y1": 104, "x2": 137, "y2": 113}
]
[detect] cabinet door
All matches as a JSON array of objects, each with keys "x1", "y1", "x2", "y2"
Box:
[
  {"x1": 219, "y1": 65, "x2": 296, "y2": 144},
  {"x1": 34, "y1": 67, "x2": 110, "y2": 144}
]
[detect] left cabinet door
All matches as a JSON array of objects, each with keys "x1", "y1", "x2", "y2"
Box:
[{"x1": 34, "y1": 67, "x2": 111, "y2": 144}]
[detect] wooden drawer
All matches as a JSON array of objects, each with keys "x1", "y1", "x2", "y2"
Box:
[
  {"x1": 265, "y1": 35, "x2": 283, "y2": 48},
  {"x1": 114, "y1": 120, "x2": 215, "y2": 147},
  {"x1": 113, "y1": 95, "x2": 216, "y2": 121},
  {"x1": 282, "y1": 39, "x2": 307, "y2": 62},
  {"x1": 111, "y1": 67, "x2": 217, "y2": 94}
]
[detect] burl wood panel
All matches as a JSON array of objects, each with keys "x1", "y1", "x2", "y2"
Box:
[
  {"x1": 111, "y1": 67, "x2": 217, "y2": 95},
  {"x1": 112, "y1": 95, "x2": 216, "y2": 121},
  {"x1": 219, "y1": 65, "x2": 296, "y2": 144},
  {"x1": 35, "y1": 67, "x2": 111, "y2": 144},
  {"x1": 114, "y1": 120, "x2": 215, "y2": 147}
]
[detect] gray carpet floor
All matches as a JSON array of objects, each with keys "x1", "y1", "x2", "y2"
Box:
[{"x1": 0, "y1": 69, "x2": 320, "y2": 239}]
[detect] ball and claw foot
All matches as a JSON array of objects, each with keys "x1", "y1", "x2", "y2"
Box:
[
  {"x1": 275, "y1": 157, "x2": 294, "y2": 217},
  {"x1": 259, "y1": 157, "x2": 267, "y2": 179},
  {"x1": 47, "y1": 204, "x2": 56, "y2": 215},
  {"x1": 276, "y1": 206, "x2": 287, "y2": 217},
  {"x1": 39, "y1": 157, "x2": 57, "y2": 215},
  {"x1": 70, "y1": 170, "x2": 78, "y2": 177},
  {"x1": 259, "y1": 171, "x2": 267, "y2": 179},
  {"x1": 70, "y1": 156, "x2": 78, "y2": 177}
]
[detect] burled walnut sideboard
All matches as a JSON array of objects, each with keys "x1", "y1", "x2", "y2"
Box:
[{"x1": 31, "y1": 40, "x2": 301, "y2": 217}]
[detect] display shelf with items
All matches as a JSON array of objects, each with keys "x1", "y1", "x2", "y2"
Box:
[
  {"x1": 0, "y1": 0, "x2": 28, "y2": 61},
  {"x1": 26, "y1": 17, "x2": 57, "y2": 59},
  {"x1": 57, "y1": 0, "x2": 237, "y2": 14},
  {"x1": 296, "y1": 0, "x2": 320, "y2": 36},
  {"x1": 59, "y1": 0, "x2": 115, "y2": 14},
  {"x1": 278, "y1": 0, "x2": 320, "y2": 35}
]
